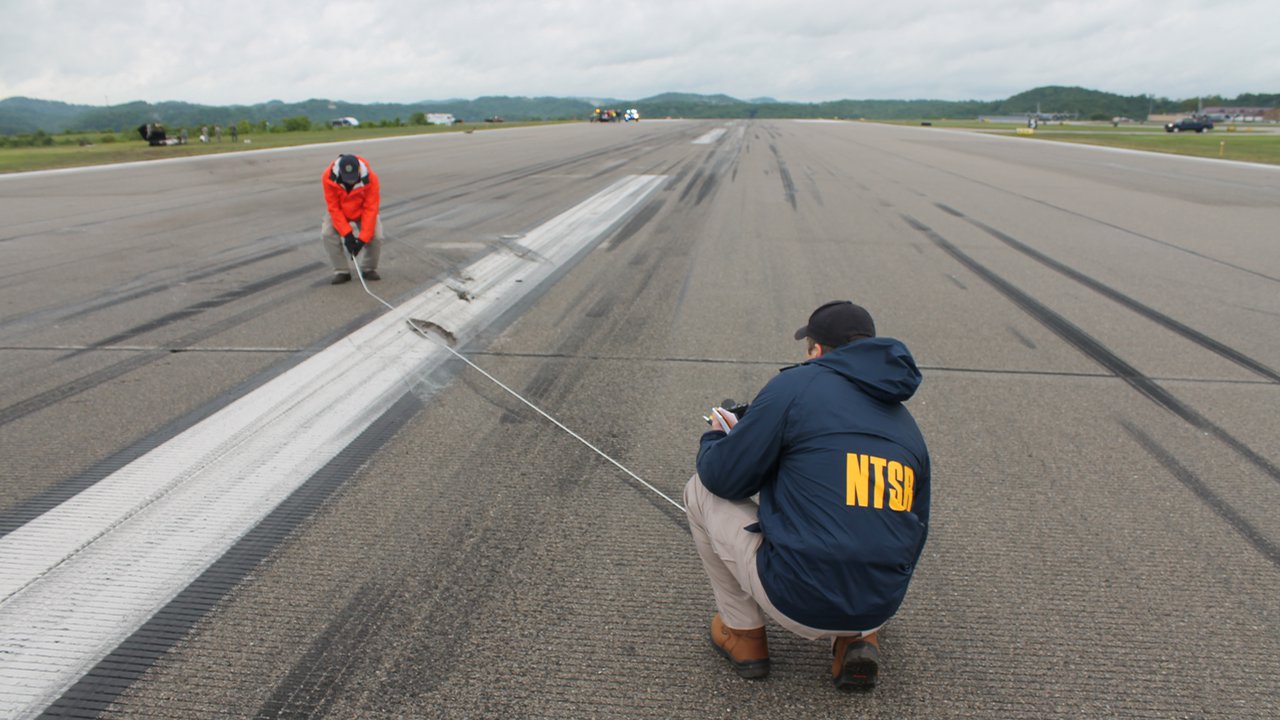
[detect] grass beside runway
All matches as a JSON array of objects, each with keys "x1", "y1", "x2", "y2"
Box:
[
  {"x1": 1017, "y1": 130, "x2": 1280, "y2": 165},
  {"x1": 876, "y1": 118, "x2": 1280, "y2": 164},
  {"x1": 879, "y1": 119, "x2": 1182, "y2": 133},
  {"x1": 0, "y1": 121, "x2": 567, "y2": 174}
]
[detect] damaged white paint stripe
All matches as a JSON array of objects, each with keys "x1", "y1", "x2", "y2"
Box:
[
  {"x1": 691, "y1": 128, "x2": 726, "y2": 145},
  {"x1": 0, "y1": 174, "x2": 667, "y2": 719}
]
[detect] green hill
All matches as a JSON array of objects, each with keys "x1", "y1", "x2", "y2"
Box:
[
  {"x1": 999, "y1": 86, "x2": 1280, "y2": 119},
  {"x1": 0, "y1": 97, "x2": 88, "y2": 134}
]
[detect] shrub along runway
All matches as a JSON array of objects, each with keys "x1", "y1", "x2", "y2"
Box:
[{"x1": 0, "y1": 119, "x2": 1277, "y2": 718}]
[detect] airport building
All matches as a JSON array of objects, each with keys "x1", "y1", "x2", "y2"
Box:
[{"x1": 1201, "y1": 106, "x2": 1276, "y2": 122}]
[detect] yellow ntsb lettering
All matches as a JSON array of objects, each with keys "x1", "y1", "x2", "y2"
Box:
[
  {"x1": 869, "y1": 456, "x2": 887, "y2": 509},
  {"x1": 847, "y1": 453, "x2": 915, "y2": 512},
  {"x1": 847, "y1": 453, "x2": 870, "y2": 507}
]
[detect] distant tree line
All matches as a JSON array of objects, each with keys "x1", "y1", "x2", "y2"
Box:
[
  {"x1": 2, "y1": 87, "x2": 1277, "y2": 136},
  {"x1": 640, "y1": 88, "x2": 1280, "y2": 122},
  {"x1": 0, "y1": 96, "x2": 592, "y2": 136},
  {"x1": 0, "y1": 114, "x2": 438, "y2": 148}
]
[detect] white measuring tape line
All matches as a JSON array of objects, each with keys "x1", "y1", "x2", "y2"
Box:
[{"x1": 347, "y1": 253, "x2": 686, "y2": 513}]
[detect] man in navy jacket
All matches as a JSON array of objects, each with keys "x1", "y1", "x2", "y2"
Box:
[{"x1": 685, "y1": 300, "x2": 930, "y2": 690}]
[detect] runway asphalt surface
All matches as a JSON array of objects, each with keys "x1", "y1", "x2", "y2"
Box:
[{"x1": 1, "y1": 119, "x2": 1278, "y2": 718}]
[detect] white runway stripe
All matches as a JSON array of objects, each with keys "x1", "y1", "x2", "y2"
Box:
[
  {"x1": 692, "y1": 128, "x2": 726, "y2": 145},
  {"x1": 0, "y1": 174, "x2": 666, "y2": 719}
]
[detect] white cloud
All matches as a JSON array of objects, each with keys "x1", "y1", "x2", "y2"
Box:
[{"x1": 3, "y1": 0, "x2": 1276, "y2": 105}]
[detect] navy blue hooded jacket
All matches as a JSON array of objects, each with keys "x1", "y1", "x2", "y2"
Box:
[{"x1": 696, "y1": 337, "x2": 930, "y2": 631}]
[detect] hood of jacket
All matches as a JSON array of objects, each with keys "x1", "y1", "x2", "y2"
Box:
[{"x1": 806, "y1": 337, "x2": 921, "y2": 403}]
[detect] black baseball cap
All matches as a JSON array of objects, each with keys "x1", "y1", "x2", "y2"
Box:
[
  {"x1": 793, "y1": 300, "x2": 876, "y2": 347},
  {"x1": 337, "y1": 154, "x2": 361, "y2": 185}
]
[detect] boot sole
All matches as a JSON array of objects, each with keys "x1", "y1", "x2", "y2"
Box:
[
  {"x1": 708, "y1": 635, "x2": 770, "y2": 679},
  {"x1": 833, "y1": 645, "x2": 878, "y2": 691}
]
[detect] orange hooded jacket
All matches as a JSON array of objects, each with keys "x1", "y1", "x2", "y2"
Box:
[{"x1": 322, "y1": 155, "x2": 381, "y2": 243}]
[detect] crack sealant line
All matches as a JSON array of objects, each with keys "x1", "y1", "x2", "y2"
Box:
[{"x1": 0, "y1": 174, "x2": 666, "y2": 720}]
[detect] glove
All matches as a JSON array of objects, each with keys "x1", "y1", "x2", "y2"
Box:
[{"x1": 343, "y1": 232, "x2": 362, "y2": 257}]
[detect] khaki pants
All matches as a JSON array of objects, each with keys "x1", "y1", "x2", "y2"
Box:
[
  {"x1": 684, "y1": 474, "x2": 881, "y2": 639},
  {"x1": 321, "y1": 214, "x2": 383, "y2": 273}
]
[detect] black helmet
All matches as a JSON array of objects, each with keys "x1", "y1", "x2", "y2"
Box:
[{"x1": 336, "y1": 154, "x2": 361, "y2": 185}]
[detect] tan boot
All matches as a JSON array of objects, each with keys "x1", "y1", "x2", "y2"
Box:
[
  {"x1": 831, "y1": 631, "x2": 879, "y2": 690},
  {"x1": 709, "y1": 613, "x2": 770, "y2": 679}
]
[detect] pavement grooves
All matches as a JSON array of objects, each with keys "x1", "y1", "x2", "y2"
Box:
[
  {"x1": 697, "y1": 131, "x2": 743, "y2": 207},
  {"x1": 253, "y1": 400, "x2": 689, "y2": 716},
  {"x1": 985, "y1": 192, "x2": 1280, "y2": 287},
  {"x1": 380, "y1": 133, "x2": 669, "y2": 227},
  {"x1": 676, "y1": 126, "x2": 744, "y2": 209},
  {"x1": 0, "y1": 174, "x2": 669, "y2": 718},
  {"x1": 36, "y1": 394, "x2": 424, "y2": 719},
  {"x1": 0, "y1": 264, "x2": 324, "y2": 429},
  {"x1": 253, "y1": 580, "x2": 401, "y2": 719},
  {"x1": 873, "y1": 143, "x2": 1280, "y2": 286},
  {"x1": 678, "y1": 168, "x2": 706, "y2": 205},
  {"x1": 604, "y1": 200, "x2": 665, "y2": 251},
  {"x1": 0, "y1": 245, "x2": 299, "y2": 340},
  {"x1": 769, "y1": 143, "x2": 798, "y2": 211},
  {"x1": 58, "y1": 264, "x2": 321, "y2": 361},
  {"x1": 933, "y1": 203, "x2": 1280, "y2": 383},
  {"x1": 1121, "y1": 420, "x2": 1280, "y2": 568},
  {"x1": 251, "y1": 513, "x2": 500, "y2": 717},
  {"x1": 902, "y1": 213, "x2": 1280, "y2": 489},
  {"x1": 0, "y1": 305, "x2": 386, "y2": 534},
  {"x1": 467, "y1": 352, "x2": 1274, "y2": 389}
]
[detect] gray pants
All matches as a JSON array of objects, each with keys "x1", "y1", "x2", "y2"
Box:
[
  {"x1": 684, "y1": 474, "x2": 881, "y2": 639},
  {"x1": 321, "y1": 214, "x2": 383, "y2": 274}
]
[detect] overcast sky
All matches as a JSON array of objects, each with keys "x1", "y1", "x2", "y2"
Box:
[{"x1": 4, "y1": 0, "x2": 1277, "y2": 106}]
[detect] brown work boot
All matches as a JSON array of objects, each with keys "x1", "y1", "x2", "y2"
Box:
[
  {"x1": 709, "y1": 613, "x2": 769, "y2": 679},
  {"x1": 831, "y1": 631, "x2": 880, "y2": 690}
]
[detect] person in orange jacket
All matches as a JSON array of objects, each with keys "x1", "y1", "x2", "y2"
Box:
[{"x1": 321, "y1": 154, "x2": 383, "y2": 284}]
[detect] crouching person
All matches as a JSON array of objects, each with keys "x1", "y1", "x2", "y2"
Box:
[
  {"x1": 685, "y1": 300, "x2": 931, "y2": 690},
  {"x1": 321, "y1": 153, "x2": 383, "y2": 284}
]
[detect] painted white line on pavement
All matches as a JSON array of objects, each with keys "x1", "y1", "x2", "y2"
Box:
[
  {"x1": 0, "y1": 174, "x2": 667, "y2": 719},
  {"x1": 692, "y1": 128, "x2": 726, "y2": 145}
]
